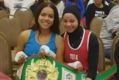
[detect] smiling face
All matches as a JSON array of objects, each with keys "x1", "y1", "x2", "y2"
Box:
[
  {"x1": 38, "y1": 7, "x2": 54, "y2": 30},
  {"x1": 62, "y1": 13, "x2": 78, "y2": 33}
]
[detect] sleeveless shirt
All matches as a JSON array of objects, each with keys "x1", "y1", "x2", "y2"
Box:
[
  {"x1": 23, "y1": 30, "x2": 56, "y2": 56},
  {"x1": 64, "y1": 29, "x2": 91, "y2": 70}
]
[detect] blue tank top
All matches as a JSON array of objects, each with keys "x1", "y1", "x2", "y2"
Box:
[{"x1": 23, "y1": 30, "x2": 56, "y2": 56}]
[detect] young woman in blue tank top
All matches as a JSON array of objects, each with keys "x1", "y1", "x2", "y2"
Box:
[{"x1": 14, "y1": 2, "x2": 64, "y2": 64}]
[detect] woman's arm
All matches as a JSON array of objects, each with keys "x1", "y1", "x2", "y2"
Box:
[
  {"x1": 14, "y1": 30, "x2": 30, "y2": 52},
  {"x1": 55, "y1": 34, "x2": 64, "y2": 63},
  {"x1": 87, "y1": 33, "x2": 99, "y2": 80},
  {"x1": 13, "y1": 30, "x2": 30, "y2": 63}
]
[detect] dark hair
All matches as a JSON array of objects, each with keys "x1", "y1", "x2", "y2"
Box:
[
  {"x1": 33, "y1": 2, "x2": 60, "y2": 34},
  {"x1": 50, "y1": 0, "x2": 61, "y2": 5}
]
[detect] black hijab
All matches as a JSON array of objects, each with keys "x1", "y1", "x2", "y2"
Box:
[{"x1": 62, "y1": 5, "x2": 83, "y2": 48}]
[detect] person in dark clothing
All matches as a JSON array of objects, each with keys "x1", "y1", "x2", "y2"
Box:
[
  {"x1": 62, "y1": 5, "x2": 99, "y2": 80},
  {"x1": 86, "y1": 0, "x2": 110, "y2": 29}
]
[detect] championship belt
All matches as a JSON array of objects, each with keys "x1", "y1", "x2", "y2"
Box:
[
  {"x1": 19, "y1": 56, "x2": 86, "y2": 80},
  {"x1": 17, "y1": 56, "x2": 117, "y2": 80}
]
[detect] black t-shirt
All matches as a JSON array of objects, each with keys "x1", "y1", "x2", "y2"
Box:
[{"x1": 86, "y1": 3, "x2": 110, "y2": 29}]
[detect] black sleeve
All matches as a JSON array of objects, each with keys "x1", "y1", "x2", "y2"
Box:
[
  {"x1": 87, "y1": 33, "x2": 99, "y2": 80},
  {"x1": 114, "y1": 41, "x2": 119, "y2": 79},
  {"x1": 86, "y1": 4, "x2": 95, "y2": 29}
]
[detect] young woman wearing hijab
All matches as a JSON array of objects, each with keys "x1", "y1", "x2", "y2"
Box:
[{"x1": 62, "y1": 5, "x2": 99, "y2": 80}]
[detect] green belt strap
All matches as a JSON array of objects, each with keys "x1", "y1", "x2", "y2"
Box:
[{"x1": 16, "y1": 56, "x2": 116, "y2": 80}]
